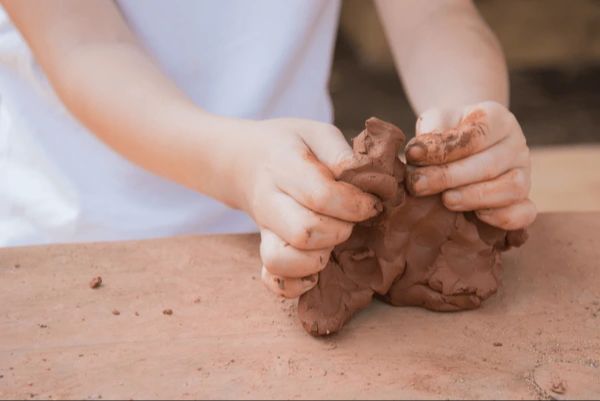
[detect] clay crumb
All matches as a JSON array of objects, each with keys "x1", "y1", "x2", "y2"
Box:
[
  {"x1": 163, "y1": 309, "x2": 173, "y2": 316},
  {"x1": 551, "y1": 379, "x2": 567, "y2": 394},
  {"x1": 493, "y1": 342, "x2": 503, "y2": 347},
  {"x1": 134, "y1": 311, "x2": 140, "y2": 317},
  {"x1": 193, "y1": 297, "x2": 202, "y2": 304},
  {"x1": 14, "y1": 263, "x2": 20, "y2": 269},
  {"x1": 89, "y1": 276, "x2": 102, "y2": 289},
  {"x1": 112, "y1": 309, "x2": 120, "y2": 316},
  {"x1": 38, "y1": 324, "x2": 48, "y2": 329}
]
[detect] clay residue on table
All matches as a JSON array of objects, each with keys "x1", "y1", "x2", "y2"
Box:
[{"x1": 297, "y1": 117, "x2": 528, "y2": 336}]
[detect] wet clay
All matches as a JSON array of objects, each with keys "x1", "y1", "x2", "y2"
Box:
[{"x1": 297, "y1": 118, "x2": 527, "y2": 336}]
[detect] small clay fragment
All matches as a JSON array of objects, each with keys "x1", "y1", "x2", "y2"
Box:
[
  {"x1": 163, "y1": 309, "x2": 173, "y2": 316},
  {"x1": 297, "y1": 117, "x2": 528, "y2": 336},
  {"x1": 89, "y1": 276, "x2": 102, "y2": 289},
  {"x1": 112, "y1": 309, "x2": 120, "y2": 316},
  {"x1": 551, "y1": 379, "x2": 567, "y2": 394},
  {"x1": 38, "y1": 324, "x2": 48, "y2": 329},
  {"x1": 493, "y1": 342, "x2": 503, "y2": 347}
]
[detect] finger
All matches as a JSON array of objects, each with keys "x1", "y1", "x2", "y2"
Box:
[
  {"x1": 406, "y1": 134, "x2": 529, "y2": 196},
  {"x1": 476, "y1": 198, "x2": 538, "y2": 230},
  {"x1": 296, "y1": 121, "x2": 355, "y2": 176},
  {"x1": 407, "y1": 104, "x2": 516, "y2": 166},
  {"x1": 261, "y1": 266, "x2": 318, "y2": 299},
  {"x1": 415, "y1": 107, "x2": 463, "y2": 136},
  {"x1": 260, "y1": 228, "x2": 331, "y2": 278},
  {"x1": 255, "y1": 189, "x2": 353, "y2": 250},
  {"x1": 442, "y1": 168, "x2": 530, "y2": 211},
  {"x1": 273, "y1": 146, "x2": 381, "y2": 223}
]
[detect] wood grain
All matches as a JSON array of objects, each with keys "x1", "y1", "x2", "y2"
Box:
[{"x1": 1, "y1": 213, "x2": 599, "y2": 399}]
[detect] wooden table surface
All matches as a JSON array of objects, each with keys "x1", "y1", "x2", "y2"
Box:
[{"x1": 1, "y1": 213, "x2": 600, "y2": 400}]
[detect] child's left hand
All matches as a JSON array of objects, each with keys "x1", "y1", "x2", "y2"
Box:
[{"x1": 405, "y1": 100, "x2": 537, "y2": 230}]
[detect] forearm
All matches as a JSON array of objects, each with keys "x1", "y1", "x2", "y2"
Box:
[
  {"x1": 3, "y1": 0, "x2": 247, "y2": 209},
  {"x1": 376, "y1": 0, "x2": 508, "y2": 114},
  {"x1": 53, "y1": 42, "x2": 247, "y2": 208}
]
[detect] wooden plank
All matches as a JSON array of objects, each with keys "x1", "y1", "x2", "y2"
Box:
[{"x1": 1, "y1": 213, "x2": 599, "y2": 399}]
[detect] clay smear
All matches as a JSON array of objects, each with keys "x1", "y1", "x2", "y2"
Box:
[{"x1": 297, "y1": 117, "x2": 527, "y2": 336}]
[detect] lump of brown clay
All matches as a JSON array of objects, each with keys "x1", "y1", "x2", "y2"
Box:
[{"x1": 297, "y1": 117, "x2": 527, "y2": 336}]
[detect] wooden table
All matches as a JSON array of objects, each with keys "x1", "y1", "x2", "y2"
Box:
[
  {"x1": 1, "y1": 213, "x2": 600, "y2": 400},
  {"x1": 530, "y1": 144, "x2": 600, "y2": 213}
]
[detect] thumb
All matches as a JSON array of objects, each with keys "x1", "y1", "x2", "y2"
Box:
[
  {"x1": 415, "y1": 108, "x2": 463, "y2": 136},
  {"x1": 298, "y1": 122, "x2": 355, "y2": 178}
]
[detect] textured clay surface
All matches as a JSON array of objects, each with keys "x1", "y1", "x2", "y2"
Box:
[{"x1": 298, "y1": 118, "x2": 527, "y2": 336}]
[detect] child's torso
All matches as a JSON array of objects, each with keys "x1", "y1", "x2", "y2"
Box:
[{"x1": 0, "y1": 0, "x2": 341, "y2": 246}]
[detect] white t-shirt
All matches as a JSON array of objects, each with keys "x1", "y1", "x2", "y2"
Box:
[{"x1": 0, "y1": 0, "x2": 341, "y2": 246}]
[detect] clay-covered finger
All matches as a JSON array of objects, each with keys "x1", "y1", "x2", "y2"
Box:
[
  {"x1": 261, "y1": 266, "x2": 318, "y2": 298},
  {"x1": 274, "y1": 147, "x2": 381, "y2": 222},
  {"x1": 406, "y1": 134, "x2": 529, "y2": 196},
  {"x1": 407, "y1": 103, "x2": 516, "y2": 166},
  {"x1": 415, "y1": 108, "x2": 463, "y2": 136},
  {"x1": 260, "y1": 228, "x2": 331, "y2": 278},
  {"x1": 255, "y1": 191, "x2": 353, "y2": 250},
  {"x1": 476, "y1": 198, "x2": 537, "y2": 230},
  {"x1": 442, "y1": 168, "x2": 531, "y2": 211}
]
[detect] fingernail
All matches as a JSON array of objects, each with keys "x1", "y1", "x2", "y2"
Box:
[
  {"x1": 406, "y1": 142, "x2": 427, "y2": 162},
  {"x1": 445, "y1": 190, "x2": 462, "y2": 206},
  {"x1": 302, "y1": 274, "x2": 318, "y2": 288},
  {"x1": 407, "y1": 172, "x2": 428, "y2": 195}
]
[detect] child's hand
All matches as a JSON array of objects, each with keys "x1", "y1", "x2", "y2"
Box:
[
  {"x1": 405, "y1": 101, "x2": 537, "y2": 230},
  {"x1": 237, "y1": 119, "x2": 381, "y2": 298}
]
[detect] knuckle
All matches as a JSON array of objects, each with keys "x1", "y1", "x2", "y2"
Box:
[
  {"x1": 337, "y1": 221, "x2": 354, "y2": 242},
  {"x1": 481, "y1": 156, "x2": 499, "y2": 181},
  {"x1": 438, "y1": 166, "x2": 454, "y2": 189},
  {"x1": 260, "y1": 247, "x2": 278, "y2": 272},
  {"x1": 519, "y1": 148, "x2": 532, "y2": 168},
  {"x1": 474, "y1": 185, "x2": 486, "y2": 204},
  {"x1": 323, "y1": 124, "x2": 343, "y2": 138},
  {"x1": 505, "y1": 109, "x2": 520, "y2": 128},
  {"x1": 290, "y1": 217, "x2": 319, "y2": 248},
  {"x1": 305, "y1": 183, "x2": 332, "y2": 212},
  {"x1": 527, "y1": 202, "x2": 539, "y2": 225},
  {"x1": 509, "y1": 169, "x2": 530, "y2": 195}
]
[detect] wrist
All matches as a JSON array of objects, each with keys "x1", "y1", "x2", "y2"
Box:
[{"x1": 182, "y1": 112, "x2": 259, "y2": 211}]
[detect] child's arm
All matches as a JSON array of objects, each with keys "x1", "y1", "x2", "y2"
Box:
[
  {"x1": 376, "y1": 0, "x2": 536, "y2": 230},
  {"x1": 3, "y1": 0, "x2": 380, "y2": 297}
]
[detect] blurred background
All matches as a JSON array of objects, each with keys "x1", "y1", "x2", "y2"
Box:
[
  {"x1": 331, "y1": 0, "x2": 600, "y2": 212},
  {"x1": 331, "y1": 0, "x2": 600, "y2": 144}
]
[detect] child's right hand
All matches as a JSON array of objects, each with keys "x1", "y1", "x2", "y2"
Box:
[{"x1": 234, "y1": 118, "x2": 381, "y2": 299}]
